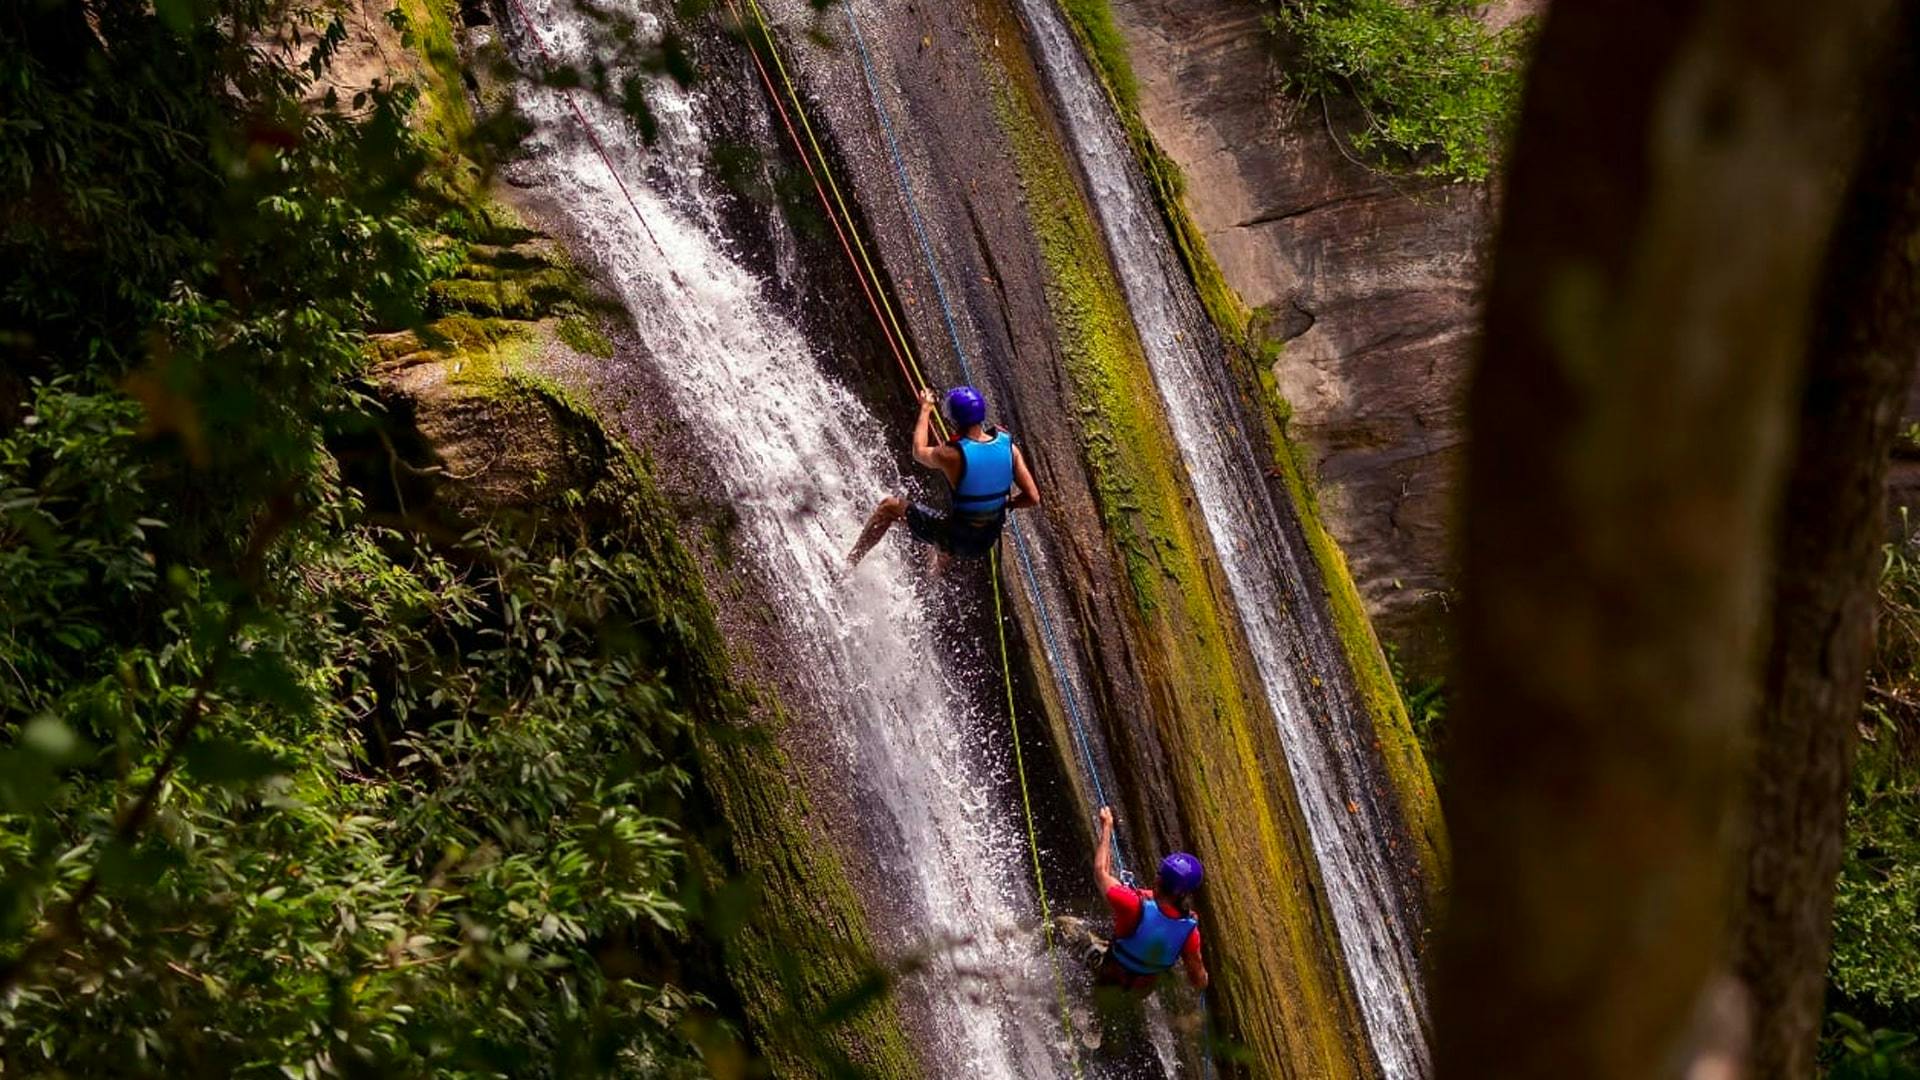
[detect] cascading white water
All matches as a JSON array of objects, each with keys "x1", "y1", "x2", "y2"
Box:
[
  {"x1": 497, "y1": 3, "x2": 1074, "y2": 1075},
  {"x1": 1012, "y1": 0, "x2": 1434, "y2": 1075}
]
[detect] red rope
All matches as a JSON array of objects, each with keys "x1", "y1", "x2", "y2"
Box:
[
  {"x1": 723, "y1": 0, "x2": 925, "y2": 403},
  {"x1": 501, "y1": 0, "x2": 673, "y2": 263}
]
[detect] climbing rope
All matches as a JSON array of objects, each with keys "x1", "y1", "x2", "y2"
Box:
[
  {"x1": 724, "y1": 2, "x2": 1098, "y2": 1064},
  {"x1": 725, "y1": 0, "x2": 937, "y2": 404},
  {"x1": 521, "y1": 0, "x2": 1200, "y2": 1067},
  {"x1": 1004, "y1": 522, "x2": 1130, "y2": 877},
  {"x1": 993, "y1": 549, "x2": 1084, "y2": 1072},
  {"x1": 841, "y1": 11, "x2": 973, "y2": 388},
  {"x1": 495, "y1": 0, "x2": 1173, "y2": 1060}
]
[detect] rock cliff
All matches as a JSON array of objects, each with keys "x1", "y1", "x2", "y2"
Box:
[{"x1": 1105, "y1": 0, "x2": 1510, "y2": 677}]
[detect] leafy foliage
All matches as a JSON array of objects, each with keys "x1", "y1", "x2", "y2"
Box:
[
  {"x1": 0, "y1": 1, "x2": 724, "y2": 1073},
  {"x1": 1828, "y1": 1013, "x2": 1920, "y2": 1080},
  {"x1": 1826, "y1": 528, "x2": 1920, "y2": 1068},
  {"x1": 1389, "y1": 646, "x2": 1449, "y2": 789},
  {"x1": 1254, "y1": 0, "x2": 1532, "y2": 182}
]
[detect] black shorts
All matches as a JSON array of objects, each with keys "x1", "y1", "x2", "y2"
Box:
[
  {"x1": 1094, "y1": 953, "x2": 1160, "y2": 995},
  {"x1": 904, "y1": 502, "x2": 1004, "y2": 558}
]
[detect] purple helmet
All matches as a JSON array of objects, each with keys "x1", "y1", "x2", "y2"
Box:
[
  {"x1": 1158, "y1": 852, "x2": 1203, "y2": 896},
  {"x1": 944, "y1": 385, "x2": 987, "y2": 428}
]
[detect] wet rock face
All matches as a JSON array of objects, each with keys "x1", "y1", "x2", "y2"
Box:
[{"x1": 1106, "y1": 0, "x2": 1497, "y2": 677}]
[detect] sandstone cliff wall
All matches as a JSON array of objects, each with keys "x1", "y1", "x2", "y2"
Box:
[{"x1": 1106, "y1": 0, "x2": 1502, "y2": 676}]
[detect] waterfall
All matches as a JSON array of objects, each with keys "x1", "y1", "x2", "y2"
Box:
[
  {"x1": 496, "y1": 3, "x2": 1079, "y2": 1074},
  {"x1": 1011, "y1": 0, "x2": 1434, "y2": 1075}
]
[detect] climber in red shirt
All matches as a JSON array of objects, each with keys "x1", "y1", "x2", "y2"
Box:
[{"x1": 1092, "y1": 805, "x2": 1208, "y2": 994}]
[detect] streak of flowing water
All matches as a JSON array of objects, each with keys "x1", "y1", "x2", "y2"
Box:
[
  {"x1": 498, "y1": 3, "x2": 1072, "y2": 1074},
  {"x1": 1013, "y1": 0, "x2": 1434, "y2": 1074}
]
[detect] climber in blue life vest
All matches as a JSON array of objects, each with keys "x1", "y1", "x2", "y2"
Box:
[
  {"x1": 1091, "y1": 805, "x2": 1209, "y2": 994},
  {"x1": 845, "y1": 385, "x2": 1040, "y2": 568}
]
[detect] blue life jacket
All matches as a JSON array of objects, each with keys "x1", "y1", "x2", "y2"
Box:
[
  {"x1": 1109, "y1": 893, "x2": 1199, "y2": 976},
  {"x1": 951, "y1": 428, "x2": 1015, "y2": 518}
]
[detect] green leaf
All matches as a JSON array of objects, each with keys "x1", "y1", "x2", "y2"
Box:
[
  {"x1": 183, "y1": 737, "x2": 288, "y2": 785},
  {"x1": 228, "y1": 650, "x2": 314, "y2": 714},
  {"x1": 0, "y1": 718, "x2": 91, "y2": 812},
  {"x1": 19, "y1": 717, "x2": 87, "y2": 765},
  {"x1": 95, "y1": 839, "x2": 181, "y2": 893},
  {"x1": 0, "y1": 748, "x2": 60, "y2": 813},
  {"x1": 153, "y1": 0, "x2": 196, "y2": 34}
]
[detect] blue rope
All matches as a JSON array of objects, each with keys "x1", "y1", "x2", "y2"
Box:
[
  {"x1": 1005, "y1": 517, "x2": 1129, "y2": 876},
  {"x1": 845, "y1": 10, "x2": 974, "y2": 381},
  {"x1": 1200, "y1": 990, "x2": 1216, "y2": 1080},
  {"x1": 844, "y1": 4, "x2": 1130, "y2": 879}
]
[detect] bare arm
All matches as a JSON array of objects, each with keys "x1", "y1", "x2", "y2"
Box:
[
  {"x1": 910, "y1": 389, "x2": 945, "y2": 470},
  {"x1": 1094, "y1": 806, "x2": 1121, "y2": 893},
  {"x1": 1183, "y1": 942, "x2": 1209, "y2": 990},
  {"x1": 1006, "y1": 444, "x2": 1041, "y2": 510}
]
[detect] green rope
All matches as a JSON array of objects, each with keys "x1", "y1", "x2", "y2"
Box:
[{"x1": 994, "y1": 548, "x2": 1084, "y2": 1077}]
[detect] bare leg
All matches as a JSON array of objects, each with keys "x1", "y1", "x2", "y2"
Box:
[{"x1": 847, "y1": 495, "x2": 907, "y2": 566}]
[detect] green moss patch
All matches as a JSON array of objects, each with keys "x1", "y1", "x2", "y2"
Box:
[
  {"x1": 559, "y1": 314, "x2": 616, "y2": 358},
  {"x1": 1053, "y1": 0, "x2": 1251, "y2": 346},
  {"x1": 1267, "y1": 418, "x2": 1449, "y2": 890},
  {"x1": 1057, "y1": 0, "x2": 1141, "y2": 114},
  {"x1": 428, "y1": 270, "x2": 582, "y2": 319},
  {"x1": 394, "y1": 0, "x2": 477, "y2": 158}
]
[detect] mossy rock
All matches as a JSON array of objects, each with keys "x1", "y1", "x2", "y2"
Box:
[
  {"x1": 558, "y1": 314, "x2": 615, "y2": 358},
  {"x1": 421, "y1": 312, "x2": 521, "y2": 350},
  {"x1": 427, "y1": 270, "x2": 581, "y2": 320},
  {"x1": 463, "y1": 243, "x2": 564, "y2": 274}
]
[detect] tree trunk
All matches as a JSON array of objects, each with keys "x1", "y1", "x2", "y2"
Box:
[
  {"x1": 1436, "y1": 0, "x2": 1904, "y2": 1076},
  {"x1": 1736, "y1": 17, "x2": 1920, "y2": 1076}
]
